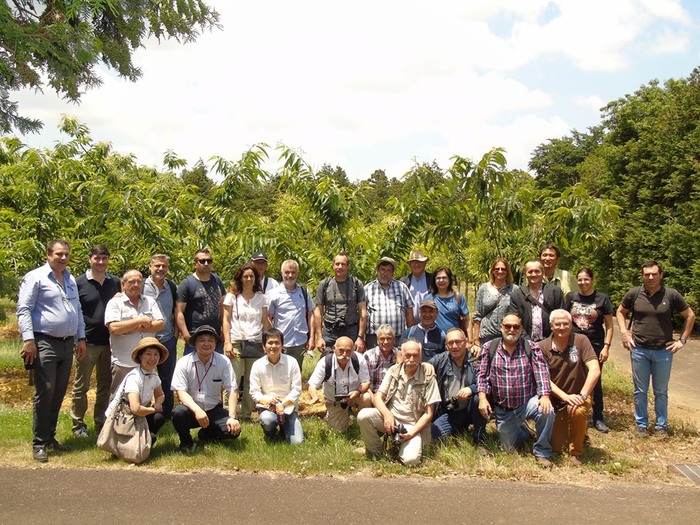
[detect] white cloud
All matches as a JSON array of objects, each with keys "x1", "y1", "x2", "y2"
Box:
[{"x1": 12, "y1": 0, "x2": 699, "y2": 179}]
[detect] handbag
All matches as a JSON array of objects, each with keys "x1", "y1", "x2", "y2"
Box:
[{"x1": 97, "y1": 390, "x2": 152, "y2": 464}]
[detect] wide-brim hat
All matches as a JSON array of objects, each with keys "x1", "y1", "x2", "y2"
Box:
[
  {"x1": 190, "y1": 324, "x2": 220, "y2": 344},
  {"x1": 376, "y1": 256, "x2": 398, "y2": 271},
  {"x1": 131, "y1": 337, "x2": 168, "y2": 365},
  {"x1": 407, "y1": 249, "x2": 429, "y2": 262}
]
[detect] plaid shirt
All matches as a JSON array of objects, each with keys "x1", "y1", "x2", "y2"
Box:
[
  {"x1": 363, "y1": 345, "x2": 398, "y2": 392},
  {"x1": 365, "y1": 279, "x2": 414, "y2": 336},
  {"x1": 476, "y1": 338, "x2": 551, "y2": 410}
]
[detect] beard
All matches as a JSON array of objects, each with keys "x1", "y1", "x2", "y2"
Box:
[{"x1": 503, "y1": 332, "x2": 520, "y2": 344}]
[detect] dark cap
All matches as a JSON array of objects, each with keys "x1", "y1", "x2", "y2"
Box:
[
  {"x1": 251, "y1": 251, "x2": 268, "y2": 262},
  {"x1": 190, "y1": 325, "x2": 220, "y2": 344}
]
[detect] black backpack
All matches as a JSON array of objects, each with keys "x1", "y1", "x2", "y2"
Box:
[{"x1": 323, "y1": 352, "x2": 360, "y2": 382}]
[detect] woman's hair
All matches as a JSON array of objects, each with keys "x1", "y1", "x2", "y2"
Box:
[
  {"x1": 229, "y1": 263, "x2": 262, "y2": 294},
  {"x1": 576, "y1": 267, "x2": 594, "y2": 279},
  {"x1": 429, "y1": 266, "x2": 455, "y2": 295},
  {"x1": 489, "y1": 258, "x2": 513, "y2": 285}
]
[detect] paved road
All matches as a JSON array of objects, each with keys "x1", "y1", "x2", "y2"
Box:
[{"x1": 1, "y1": 467, "x2": 698, "y2": 524}]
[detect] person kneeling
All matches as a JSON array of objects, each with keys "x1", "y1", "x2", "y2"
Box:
[
  {"x1": 249, "y1": 328, "x2": 304, "y2": 444},
  {"x1": 308, "y1": 336, "x2": 373, "y2": 431},
  {"x1": 357, "y1": 339, "x2": 441, "y2": 466},
  {"x1": 171, "y1": 325, "x2": 241, "y2": 452},
  {"x1": 430, "y1": 328, "x2": 487, "y2": 444}
]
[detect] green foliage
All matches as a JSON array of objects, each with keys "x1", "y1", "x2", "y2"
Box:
[{"x1": 0, "y1": 1, "x2": 220, "y2": 133}]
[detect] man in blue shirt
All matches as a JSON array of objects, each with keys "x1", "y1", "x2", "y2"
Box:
[{"x1": 17, "y1": 239, "x2": 87, "y2": 462}]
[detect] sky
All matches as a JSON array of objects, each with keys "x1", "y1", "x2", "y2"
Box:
[{"x1": 14, "y1": 0, "x2": 700, "y2": 181}]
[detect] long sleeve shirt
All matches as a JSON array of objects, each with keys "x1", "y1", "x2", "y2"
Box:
[{"x1": 249, "y1": 354, "x2": 302, "y2": 407}]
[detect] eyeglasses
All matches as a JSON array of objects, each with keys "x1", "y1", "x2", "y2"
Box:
[
  {"x1": 435, "y1": 276, "x2": 448, "y2": 281},
  {"x1": 196, "y1": 258, "x2": 213, "y2": 264},
  {"x1": 446, "y1": 339, "x2": 466, "y2": 346},
  {"x1": 502, "y1": 323, "x2": 521, "y2": 331}
]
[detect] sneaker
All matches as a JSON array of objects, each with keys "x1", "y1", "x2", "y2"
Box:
[
  {"x1": 74, "y1": 427, "x2": 89, "y2": 438},
  {"x1": 636, "y1": 426, "x2": 648, "y2": 438},
  {"x1": 47, "y1": 439, "x2": 71, "y2": 452},
  {"x1": 654, "y1": 427, "x2": 670, "y2": 438},
  {"x1": 594, "y1": 420, "x2": 610, "y2": 433},
  {"x1": 33, "y1": 446, "x2": 48, "y2": 463},
  {"x1": 535, "y1": 456, "x2": 553, "y2": 469}
]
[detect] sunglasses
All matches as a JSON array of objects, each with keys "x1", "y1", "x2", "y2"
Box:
[
  {"x1": 196, "y1": 258, "x2": 213, "y2": 264},
  {"x1": 502, "y1": 323, "x2": 522, "y2": 330}
]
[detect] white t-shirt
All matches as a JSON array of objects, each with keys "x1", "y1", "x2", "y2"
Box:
[
  {"x1": 106, "y1": 367, "x2": 161, "y2": 417},
  {"x1": 223, "y1": 292, "x2": 268, "y2": 342}
]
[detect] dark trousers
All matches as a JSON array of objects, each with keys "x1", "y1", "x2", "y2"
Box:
[
  {"x1": 33, "y1": 333, "x2": 75, "y2": 447},
  {"x1": 172, "y1": 403, "x2": 237, "y2": 446},
  {"x1": 156, "y1": 336, "x2": 178, "y2": 419},
  {"x1": 591, "y1": 342, "x2": 605, "y2": 422},
  {"x1": 146, "y1": 412, "x2": 167, "y2": 435},
  {"x1": 431, "y1": 396, "x2": 487, "y2": 444},
  {"x1": 322, "y1": 323, "x2": 359, "y2": 352}
]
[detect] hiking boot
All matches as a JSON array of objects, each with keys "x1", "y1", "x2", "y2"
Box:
[
  {"x1": 654, "y1": 427, "x2": 670, "y2": 438},
  {"x1": 47, "y1": 439, "x2": 71, "y2": 452},
  {"x1": 178, "y1": 442, "x2": 197, "y2": 454},
  {"x1": 535, "y1": 456, "x2": 553, "y2": 469},
  {"x1": 569, "y1": 455, "x2": 583, "y2": 466},
  {"x1": 635, "y1": 426, "x2": 648, "y2": 438}
]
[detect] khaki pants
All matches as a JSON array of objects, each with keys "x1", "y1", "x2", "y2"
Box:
[
  {"x1": 70, "y1": 344, "x2": 111, "y2": 431},
  {"x1": 325, "y1": 392, "x2": 373, "y2": 432},
  {"x1": 357, "y1": 407, "x2": 431, "y2": 466},
  {"x1": 551, "y1": 396, "x2": 593, "y2": 457}
]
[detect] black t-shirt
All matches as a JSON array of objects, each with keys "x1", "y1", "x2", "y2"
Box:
[
  {"x1": 76, "y1": 272, "x2": 121, "y2": 345},
  {"x1": 177, "y1": 274, "x2": 226, "y2": 335},
  {"x1": 567, "y1": 290, "x2": 613, "y2": 349},
  {"x1": 621, "y1": 285, "x2": 689, "y2": 349}
]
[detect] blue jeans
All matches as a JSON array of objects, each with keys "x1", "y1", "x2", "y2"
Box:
[
  {"x1": 630, "y1": 347, "x2": 673, "y2": 430},
  {"x1": 259, "y1": 409, "x2": 304, "y2": 445},
  {"x1": 494, "y1": 395, "x2": 555, "y2": 458},
  {"x1": 431, "y1": 397, "x2": 487, "y2": 444}
]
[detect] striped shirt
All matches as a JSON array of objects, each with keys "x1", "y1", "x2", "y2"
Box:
[{"x1": 365, "y1": 279, "x2": 414, "y2": 336}]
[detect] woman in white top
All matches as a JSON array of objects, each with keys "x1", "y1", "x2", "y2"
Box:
[
  {"x1": 104, "y1": 337, "x2": 168, "y2": 457},
  {"x1": 223, "y1": 263, "x2": 271, "y2": 420},
  {"x1": 472, "y1": 258, "x2": 515, "y2": 351}
]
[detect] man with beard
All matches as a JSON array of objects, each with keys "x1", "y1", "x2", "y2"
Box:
[
  {"x1": 509, "y1": 260, "x2": 565, "y2": 341},
  {"x1": 308, "y1": 336, "x2": 372, "y2": 431},
  {"x1": 477, "y1": 313, "x2": 555, "y2": 468},
  {"x1": 267, "y1": 259, "x2": 315, "y2": 371},
  {"x1": 176, "y1": 248, "x2": 226, "y2": 355},
  {"x1": 364, "y1": 257, "x2": 415, "y2": 350},
  {"x1": 357, "y1": 339, "x2": 441, "y2": 466}
]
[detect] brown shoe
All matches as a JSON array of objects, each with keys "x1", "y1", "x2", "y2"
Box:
[
  {"x1": 569, "y1": 455, "x2": 582, "y2": 466},
  {"x1": 535, "y1": 456, "x2": 553, "y2": 469}
]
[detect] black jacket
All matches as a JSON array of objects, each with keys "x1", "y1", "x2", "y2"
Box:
[
  {"x1": 508, "y1": 284, "x2": 565, "y2": 341},
  {"x1": 400, "y1": 272, "x2": 435, "y2": 292}
]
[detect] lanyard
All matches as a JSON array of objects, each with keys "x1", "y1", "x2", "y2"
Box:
[{"x1": 195, "y1": 359, "x2": 213, "y2": 392}]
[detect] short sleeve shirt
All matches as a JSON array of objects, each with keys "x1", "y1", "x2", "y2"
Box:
[
  {"x1": 621, "y1": 286, "x2": 689, "y2": 349},
  {"x1": 315, "y1": 276, "x2": 366, "y2": 326}
]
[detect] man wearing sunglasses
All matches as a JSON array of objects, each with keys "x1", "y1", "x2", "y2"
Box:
[
  {"x1": 176, "y1": 248, "x2": 226, "y2": 355},
  {"x1": 476, "y1": 313, "x2": 555, "y2": 468}
]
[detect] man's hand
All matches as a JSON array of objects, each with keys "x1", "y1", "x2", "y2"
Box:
[
  {"x1": 316, "y1": 337, "x2": 326, "y2": 353},
  {"x1": 621, "y1": 332, "x2": 635, "y2": 352},
  {"x1": 538, "y1": 395, "x2": 553, "y2": 414},
  {"x1": 20, "y1": 340, "x2": 37, "y2": 365},
  {"x1": 348, "y1": 390, "x2": 360, "y2": 403},
  {"x1": 355, "y1": 337, "x2": 366, "y2": 353},
  {"x1": 666, "y1": 339, "x2": 684, "y2": 354},
  {"x1": 478, "y1": 395, "x2": 492, "y2": 419},
  {"x1": 599, "y1": 346, "x2": 609, "y2": 363},
  {"x1": 195, "y1": 408, "x2": 209, "y2": 428},
  {"x1": 227, "y1": 417, "x2": 241, "y2": 436},
  {"x1": 75, "y1": 339, "x2": 87, "y2": 360},
  {"x1": 383, "y1": 413, "x2": 396, "y2": 435},
  {"x1": 456, "y1": 387, "x2": 472, "y2": 400},
  {"x1": 565, "y1": 393, "x2": 585, "y2": 407}
]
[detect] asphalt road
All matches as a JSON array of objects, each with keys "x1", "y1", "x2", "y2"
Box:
[{"x1": 1, "y1": 467, "x2": 698, "y2": 524}]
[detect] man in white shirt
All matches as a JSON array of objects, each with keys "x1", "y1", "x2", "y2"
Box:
[
  {"x1": 308, "y1": 336, "x2": 372, "y2": 431},
  {"x1": 249, "y1": 328, "x2": 304, "y2": 444},
  {"x1": 171, "y1": 325, "x2": 241, "y2": 452}
]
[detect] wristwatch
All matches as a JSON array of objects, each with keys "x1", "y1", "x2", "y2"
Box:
[
  {"x1": 680, "y1": 337, "x2": 687, "y2": 345},
  {"x1": 580, "y1": 393, "x2": 588, "y2": 401}
]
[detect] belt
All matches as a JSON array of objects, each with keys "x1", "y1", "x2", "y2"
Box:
[
  {"x1": 35, "y1": 332, "x2": 75, "y2": 341},
  {"x1": 324, "y1": 322, "x2": 358, "y2": 329}
]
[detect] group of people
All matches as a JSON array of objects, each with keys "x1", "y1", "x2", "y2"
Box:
[{"x1": 17, "y1": 240, "x2": 694, "y2": 467}]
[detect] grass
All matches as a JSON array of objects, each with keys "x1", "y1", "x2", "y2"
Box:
[{"x1": 1, "y1": 335, "x2": 699, "y2": 486}]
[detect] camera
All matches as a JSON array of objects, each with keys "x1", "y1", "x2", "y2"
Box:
[
  {"x1": 335, "y1": 395, "x2": 349, "y2": 410},
  {"x1": 443, "y1": 396, "x2": 459, "y2": 413},
  {"x1": 392, "y1": 422, "x2": 407, "y2": 446},
  {"x1": 333, "y1": 320, "x2": 347, "y2": 331}
]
